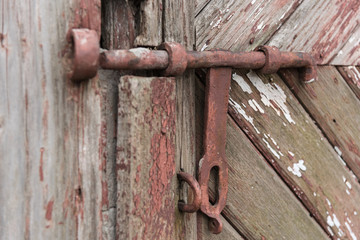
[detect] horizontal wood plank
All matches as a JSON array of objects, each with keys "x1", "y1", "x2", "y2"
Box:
[
  {"x1": 228, "y1": 70, "x2": 360, "y2": 238},
  {"x1": 267, "y1": 0, "x2": 360, "y2": 64},
  {"x1": 279, "y1": 66, "x2": 360, "y2": 184},
  {"x1": 195, "y1": 0, "x2": 302, "y2": 51},
  {"x1": 195, "y1": 79, "x2": 328, "y2": 239}
]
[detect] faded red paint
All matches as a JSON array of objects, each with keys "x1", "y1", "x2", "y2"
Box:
[
  {"x1": 39, "y1": 147, "x2": 45, "y2": 181},
  {"x1": 135, "y1": 165, "x2": 141, "y2": 184},
  {"x1": 62, "y1": 188, "x2": 70, "y2": 219},
  {"x1": 345, "y1": 138, "x2": 360, "y2": 158},
  {"x1": 308, "y1": 1, "x2": 360, "y2": 63},
  {"x1": 101, "y1": 180, "x2": 109, "y2": 208},
  {"x1": 45, "y1": 200, "x2": 54, "y2": 221}
]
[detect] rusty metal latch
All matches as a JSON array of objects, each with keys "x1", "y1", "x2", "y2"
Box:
[{"x1": 67, "y1": 28, "x2": 317, "y2": 234}]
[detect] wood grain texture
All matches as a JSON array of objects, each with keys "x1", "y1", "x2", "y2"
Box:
[
  {"x1": 198, "y1": 215, "x2": 245, "y2": 240},
  {"x1": 116, "y1": 76, "x2": 177, "y2": 239},
  {"x1": 195, "y1": 79, "x2": 328, "y2": 240},
  {"x1": 102, "y1": 1, "x2": 137, "y2": 239},
  {"x1": 267, "y1": 0, "x2": 360, "y2": 64},
  {"x1": 338, "y1": 66, "x2": 360, "y2": 100},
  {"x1": 0, "y1": 0, "x2": 106, "y2": 239},
  {"x1": 195, "y1": 0, "x2": 302, "y2": 52},
  {"x1": 134, "y1": 0, "x2": 162, "y2": 47},
  {"x1": 331, "y1": 26, "x2": 360, "y2": 65},
  {"x1": 228, "y1": 70, "x2": 360, "y2": 239},
  {"x1": 163, "y1": 0, "x2": 198, "y2": 239},
  {"x1": 279, "y1": 66, "x2": 360, "y2": 184}
]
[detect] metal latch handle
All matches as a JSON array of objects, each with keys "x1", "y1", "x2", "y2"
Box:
[{"x1": 67, "y1": 28, "x2": 318, "y2": 234}]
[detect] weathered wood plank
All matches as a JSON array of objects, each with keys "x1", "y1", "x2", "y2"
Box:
[
  {"x1": 0, "y1": 0, "x2": 105, "y2": 239},
  {"x1": 195, "y1": 78, "x2": 328, "y2": 239},
  {"x1": 116, "y1": 76, "x2": 177, "y2": 239},
  {"x1": 198, "y1": 215, "x2": 245, "y2": 240},
  {"x1": 163, "y1": 0, "x2": 198, "y2": 239},
  {"x1": 279, "y1": 66, "x2": 360, "y2": 183},
  {"x1": 331, "y1": 26, "x2": 360, "y2": 65},
  {"x1": 338, "y1": 66, "x2": 360, "y2": 101},
  {"x1": 195, "y1": 0, "x2": 302, "y2": 51},
  {"x1": 102, "y1": 1, "x2": 137, "y2": 239},
  {"x1": 267, "y1": 0, "x2": 360, "y2": 64},
  {"x1": 228, "y1": 70, "x2": 360, "y2": 238},
  {"x1": 134, "y1": 0, "x2": 162, "y2": 47}
]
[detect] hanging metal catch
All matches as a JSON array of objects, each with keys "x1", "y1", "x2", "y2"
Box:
[{"x1": 67, "y1": 28, "x2": 317, "y2": 234}]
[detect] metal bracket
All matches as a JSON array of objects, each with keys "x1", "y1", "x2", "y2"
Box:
[{"x1": 67, "y1": 28, "x2": 317, "y2": 234}]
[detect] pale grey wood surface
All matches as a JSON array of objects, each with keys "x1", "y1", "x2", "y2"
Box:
[
  {"x1": 267, "y1": 0, "x2": 360, "y2": 64},
  {"x1": 195, "y1": 0, "x2": 302, "y2": 52},
  {"x1": 0, "y1": 0, "x2": 108, "y2": 239}
]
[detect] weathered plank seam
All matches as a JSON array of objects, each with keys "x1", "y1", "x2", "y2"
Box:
[
  {"x1": 227, "y1": 103, "x2": 331, "y2": 238},
  {"x1": 263, "y1": 0, "x2": 305, "y2": 47},
  {"x1": 328, "y1": 24, "x2": 360, "y2": 64},
  {"x1": 279, "y1": 69, "x2": 360, "y2": 185}
]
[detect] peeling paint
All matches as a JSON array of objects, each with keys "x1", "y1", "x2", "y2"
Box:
[
  {"x1": 345, "y1": 222, "x2": 357, "y2": 240},
  {"x1": 248, "y1": 99, "x2": 264, "y2": 113},
  {"x1": 287, "y1": 160, "x2": 306, "y2": 177},
  {"x1": 262, "y1": 138, "x2": 280, "y2": 159},
  {"x1": 247, "y1": 71, "x2": 295, "y2": 124},
  {"x1": 229, "y1": 97, "x2": 260, "y2": 134},
  {"x1": 232, "y1": 73, "x2": 252, "y2": 94},
  {"x1": 201, "y1": 43, "x2": 208, "y2": 51}
]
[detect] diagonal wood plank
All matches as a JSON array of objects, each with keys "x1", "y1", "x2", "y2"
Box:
[
  {"x1": 267, "y1": 0, "x2": 360, "y2": 64},
  {"x1": 331, "y1": 26, "x2": 360, "y2": 66},
  {"x1": 228, "y1": 70, "x2": 360, "y2": 239},
  {"x1": 195, "y1": 79, "x2": 328, "y2": 239},
  {"x1": 198, "y1": 215, "x2": 245, "y2": 240},
  {"x1": 278, "y1": 66, "x2": 360, "y2": 183},
  {"x1": 338, "y1": 66, "x2": 360, "y2": 101},
  {"x1": 195, "y1": 0, "x2": 303, "y2": 52}
]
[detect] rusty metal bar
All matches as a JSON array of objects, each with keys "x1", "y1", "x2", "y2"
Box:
[
  {"x1": 68, "y1": 29, "x2": 317, "y2": 83},
  {"x1": 100, "y1": 49, "x2": 169, "y2": 70},
  {"x1": 200, "y1": 67, "x2": 231, "y2": 234}
]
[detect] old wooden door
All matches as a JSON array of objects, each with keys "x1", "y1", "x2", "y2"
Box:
[{"x1": 2, "y1": 0, "x2": 360, "y2": 239}]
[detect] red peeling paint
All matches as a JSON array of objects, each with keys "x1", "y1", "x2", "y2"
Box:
[{"x1": 45, "y1": 200, "x2": 54, "y2": 221}]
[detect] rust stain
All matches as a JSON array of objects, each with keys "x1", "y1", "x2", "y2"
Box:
[{"x1": 39, "y1": 147, "x2": 44, "y2": 181}]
